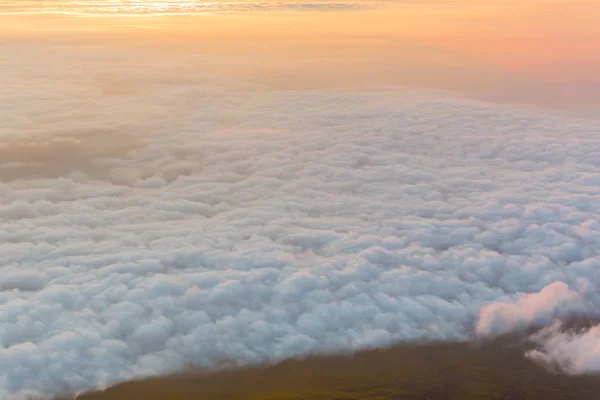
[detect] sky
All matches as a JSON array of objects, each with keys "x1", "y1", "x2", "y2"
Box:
[
  {"x1": 1, "y1": 1, "x2": 600, "y2": 399},
  {"x1": 1, "y1": 0, "x2": 599, "y2": 112}
]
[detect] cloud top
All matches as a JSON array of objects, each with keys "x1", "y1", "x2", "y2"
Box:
[
  {"x1": 2, "y1": 44, "x2": 600, "y2": 398},
  {"x1": 476, "y1": 282, "x2": 589, "y2": 337}
]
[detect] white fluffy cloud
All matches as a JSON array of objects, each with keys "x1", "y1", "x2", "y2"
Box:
[
  {"x1": 476, "y1": 282, "x2": 590, "y2": 337},
  {"x1": 525, "y1": 321, "x2": 600, "y2": 374},
  {"x1": 2, "y1": 42, "x2": 600, "y2": 399}
]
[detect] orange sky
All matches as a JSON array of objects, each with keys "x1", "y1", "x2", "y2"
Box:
[
  {"x1": 1, "y1": 1, "x2": 599, "y2": 111},
  {"x1": 3, "y1": 1, "x2": 598, "y2": 76}
]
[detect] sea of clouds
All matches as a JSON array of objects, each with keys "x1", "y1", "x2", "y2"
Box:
[{"x1": 1, "y1": 42, "x2": 600, "y2": 399}]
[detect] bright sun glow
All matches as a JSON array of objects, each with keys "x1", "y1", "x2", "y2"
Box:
[
  {"x1": 0, "y1": 1, "x2": 221, "y2": 15},
  {"x1": 0, "y1": 0, "x2": 363, "y2": 16}
]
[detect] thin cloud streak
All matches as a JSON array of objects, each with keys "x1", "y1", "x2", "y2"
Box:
[{"x1": 0, "y1": 1, "x2": 368, "y2": 15}]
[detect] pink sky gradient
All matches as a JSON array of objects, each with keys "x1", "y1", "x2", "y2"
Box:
[{"x1": 1, "y1": 0, "x2": 598, "y2": 113}]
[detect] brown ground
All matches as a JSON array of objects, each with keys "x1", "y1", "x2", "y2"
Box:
[{"x1": 66, "y1": 336, "x2": 600, "y2": 400}]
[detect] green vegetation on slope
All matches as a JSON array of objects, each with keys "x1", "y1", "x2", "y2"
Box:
[{"x1": 73, "y1": 339, "x2": 600, "y2": 400}]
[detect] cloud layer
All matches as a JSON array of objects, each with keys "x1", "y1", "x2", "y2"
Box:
[{"x1": 2, "y1": 42, "x2": 600, "y2": 399}]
